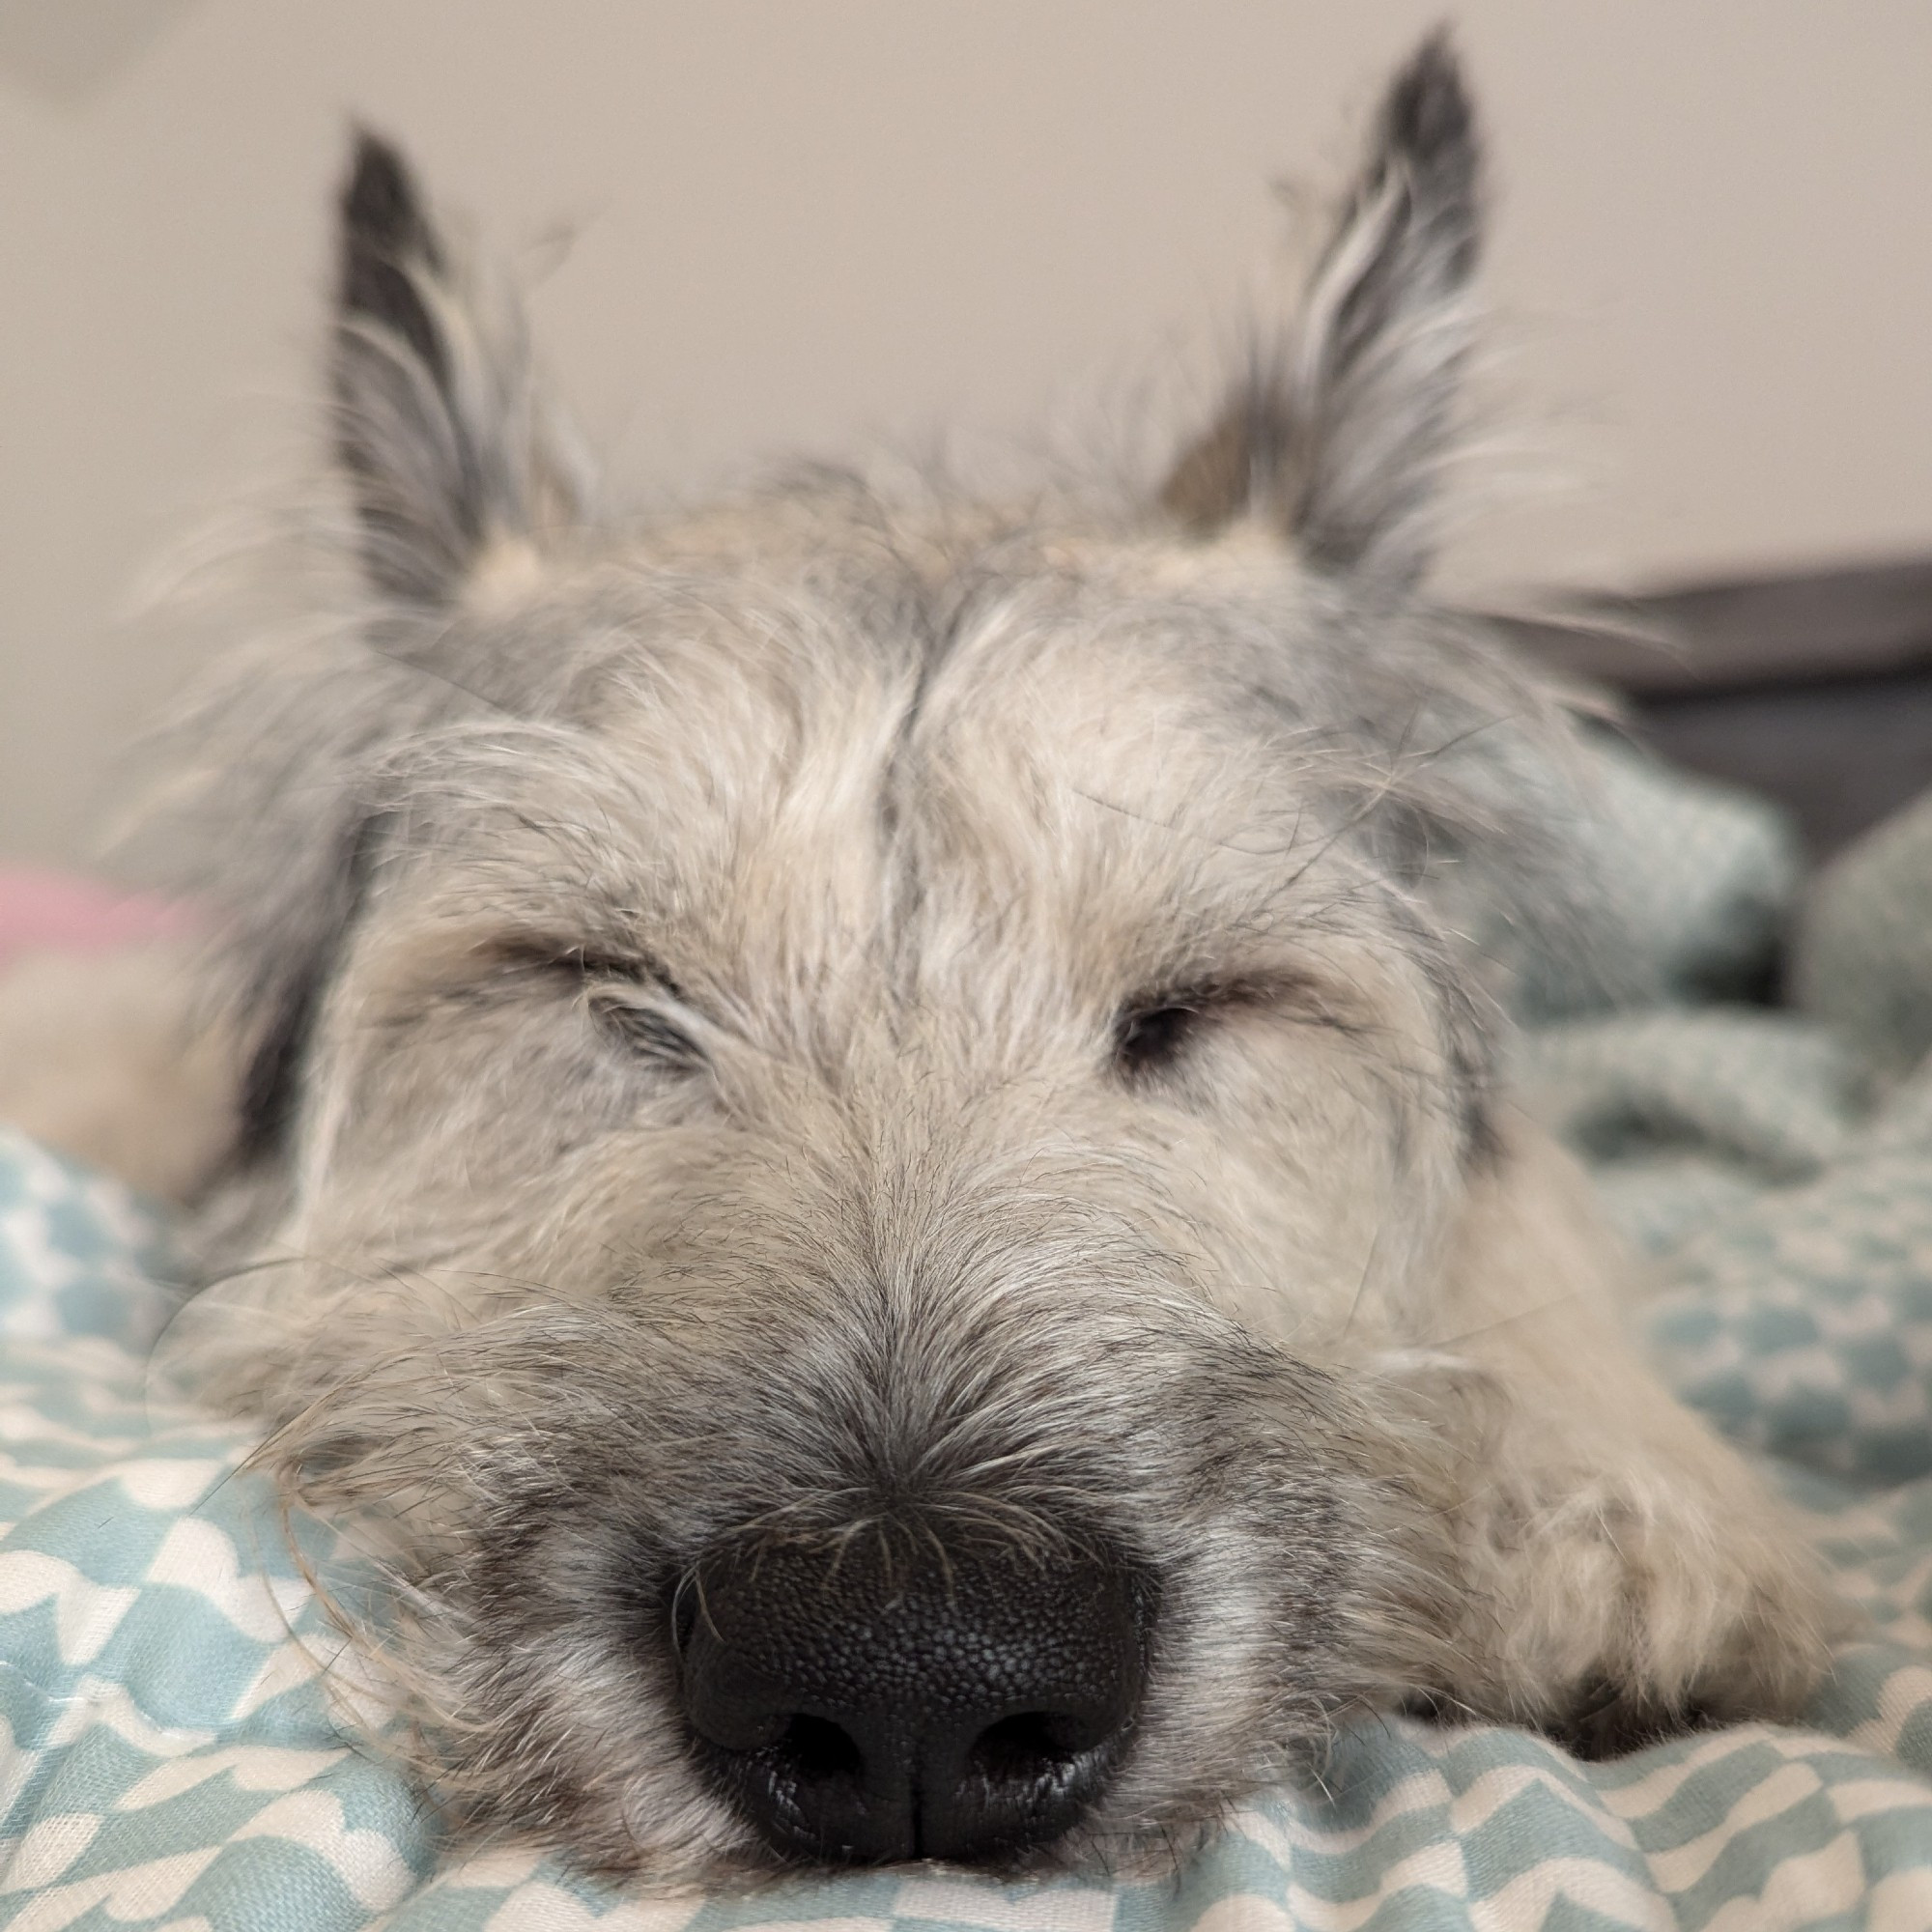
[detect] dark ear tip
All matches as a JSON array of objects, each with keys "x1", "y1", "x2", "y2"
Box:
[
  {"x1": 340, "y1": 126, "x2": 434, "y2": 261},
  {"x1": 1380, "y1": 26, "x2": 1477, "y2": 174}
]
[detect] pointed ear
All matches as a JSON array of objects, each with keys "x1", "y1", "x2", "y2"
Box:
[
  {"x1": 1160, "y1": 30, "x2": 1481, "y2": 584},
  {"x1": 333, "y1": 131, "x2": 583, "y2": 604}
]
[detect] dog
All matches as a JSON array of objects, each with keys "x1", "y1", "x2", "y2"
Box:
[{"x1": 0, "y1": 31, "x2": 1839, "y2": 1885}]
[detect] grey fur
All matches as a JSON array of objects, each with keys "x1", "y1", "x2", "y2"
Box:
[
  {"x1": 127, "y1": 36, "x2": 1837, "y2": 1884},
  {"x1": 1160, "y1": 27, "x2": 1480, "y2": 582}
]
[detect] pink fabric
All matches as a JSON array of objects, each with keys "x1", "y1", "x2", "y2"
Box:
[{"x1": 0, "y1": 866, "x2": 191, "y2": 969}]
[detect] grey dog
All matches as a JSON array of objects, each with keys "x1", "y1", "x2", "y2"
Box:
[{"x1": 0, "y1": 30, "x2": 1838, "y2": 1886}]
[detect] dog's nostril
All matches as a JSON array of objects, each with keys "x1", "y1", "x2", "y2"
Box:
[
  {"x1": 776, "y1": 1713, "x2": 865, "y2": 1786},
  {"x1": 968, "y1": 1710, "x2": 1084, "y2": 1782},
  {"x1": 676, "y1": 1533, "x2": 1151, "y2": 1866}
]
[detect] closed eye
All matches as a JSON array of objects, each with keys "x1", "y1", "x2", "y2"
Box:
[
  {"x1": 1113, "y1": 996, "x2": 1211, "y2": 1078},
  {"x1": 586, "y1": 984, "x2": 706, "y2": 1072},
  {"x1": 1112, "y1": 973, "x2": 1332, "y2": 1081},
  {"x1": 487, "y1": 941, "x2": 708, "y2": 1076}
]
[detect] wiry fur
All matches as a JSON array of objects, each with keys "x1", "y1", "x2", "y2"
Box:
[{"x1": 36, "y1": 35, "x2": 1840, "y2": 1884}]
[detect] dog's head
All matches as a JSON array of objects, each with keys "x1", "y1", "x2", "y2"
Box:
[{"x1": 152, "y1": 35, "x2": 1593, "y2": 1879}]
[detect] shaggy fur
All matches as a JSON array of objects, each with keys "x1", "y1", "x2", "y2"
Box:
[{"x1": 4, "y1": 33, "x2": 1839, "y2": 1884}]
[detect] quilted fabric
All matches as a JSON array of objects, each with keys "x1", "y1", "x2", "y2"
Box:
[{"x1": 5, "y1": 743, "x2": 1932, "y2": 1928}]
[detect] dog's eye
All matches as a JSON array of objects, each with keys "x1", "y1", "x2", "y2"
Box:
[
  {"x1": 1113, "y1": 995, "x2": 1209, "y2": 1078},
  {"x1": 1113, "y1": 977, "x2": 1300, "y2": 1080},
  {"x1": 595, "y1": 1001, "x2": 705, "y2": 1072},
  {"x1": 518, "y1": 946, "x2": 707, "y2": 1076}
]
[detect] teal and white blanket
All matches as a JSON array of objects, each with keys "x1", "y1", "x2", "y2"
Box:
[{"x1": 5, "y1": 745, "x2": 1932, "y2": 1929}]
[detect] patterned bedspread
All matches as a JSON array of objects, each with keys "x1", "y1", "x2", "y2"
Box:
[{"x1": 5, "y1": 744, "x2": 1932, "y2": 1929}]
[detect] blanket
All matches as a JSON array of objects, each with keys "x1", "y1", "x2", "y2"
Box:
[{"x1": 4, "y1": 741, "x2": 1932, "y2": 1930}]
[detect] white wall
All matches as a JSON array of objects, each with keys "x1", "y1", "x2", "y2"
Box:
[{"x1": 5, "y1": 0, "x2": 1932, "y2": 862}]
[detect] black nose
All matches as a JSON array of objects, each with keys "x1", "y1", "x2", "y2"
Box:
[{"x1": 673, "y1": 1533, "x2": 1150, "y2": 1866}]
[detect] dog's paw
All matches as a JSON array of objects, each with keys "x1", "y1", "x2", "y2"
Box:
[{"x1": 1443, "y1": 1444, "x2": 1849, "y2": 1752}]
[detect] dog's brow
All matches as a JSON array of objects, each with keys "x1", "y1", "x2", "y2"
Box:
[
  {"x1": 374, "y1": 823, "x2": 668, "y2": 954},
  {"x1": 477, "y1": 932, "x2": 682, "y2": 990},
  {"x1": 1069, "y1": 786, "x2": 1306, "y2": 863}
]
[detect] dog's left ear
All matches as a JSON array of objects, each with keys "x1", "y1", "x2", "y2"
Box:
[
  {"x1": 333, "y1": 131, "x2": 583, "y2": 605},
  {"x1": 1160, "y1": 31, "x2": 1480, "y2": 585}
]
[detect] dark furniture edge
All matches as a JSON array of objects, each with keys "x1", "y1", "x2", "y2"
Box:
[{"x1": 1475, "y1": 554, "x2": 1932, "y2": 699}]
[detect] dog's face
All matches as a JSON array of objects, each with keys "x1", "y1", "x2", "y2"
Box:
[
  {"x1": 146, "y1": 37, "x2": 1804, "y2": 1882},
  {"x1": 258, "y1": 537, "x2": 1506, "y2": 1874}
]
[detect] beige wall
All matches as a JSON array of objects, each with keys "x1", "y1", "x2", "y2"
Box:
[{"x1": 4, "y1": 1, "x2": 1931, "y2": 864}]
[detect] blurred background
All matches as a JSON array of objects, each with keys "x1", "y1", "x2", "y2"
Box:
[{"x1": 3, "y1": 0, "x2": 1931, "y2": 865}]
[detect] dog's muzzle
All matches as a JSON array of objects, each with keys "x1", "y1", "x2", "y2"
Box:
[{"x1": 673, "y1": 1531, "x2": 1151, "y2": 1865}]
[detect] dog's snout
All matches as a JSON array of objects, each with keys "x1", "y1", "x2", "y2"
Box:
[{"x1": 674, "y1": 1534, "x2": 1149, "y2": 1866}]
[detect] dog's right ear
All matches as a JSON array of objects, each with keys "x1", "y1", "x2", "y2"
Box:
[
  {"x1": 1158, "y1": 31, "x2": 1481, "y2": 587},
  {"x1": 333, "y1": 131, "x2": 582, "y2": 605}
]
